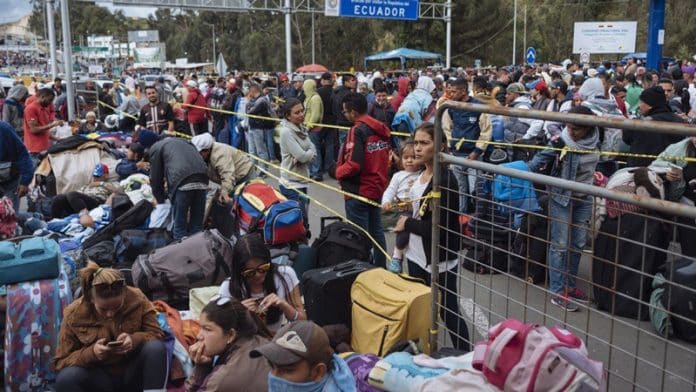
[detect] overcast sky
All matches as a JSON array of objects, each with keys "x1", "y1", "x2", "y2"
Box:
[{"x1": 2, "y1": 0, "x2": 157, "y2": 23}]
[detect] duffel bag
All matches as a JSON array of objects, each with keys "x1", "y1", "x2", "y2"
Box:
[
  {"x1": 0, "y1": 237, "x2": 61, "y2": 286},
  {"x1": 132, "y1": 229, "x2": 234, "y2": 309},
  {"x1": 82, "y1": 199, "x2": 154, "y2": 249},
  {"x1": 233, "y1": 180, "x2": 285, "y2": 233},
  {"x1": 116, "y1": 229, "x2": 173, "y2": 265}
]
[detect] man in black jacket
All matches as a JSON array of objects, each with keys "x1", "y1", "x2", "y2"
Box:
[
  {"x1": 623, "y1": 86, "x2": 685, "y2": 167},
  {"x1": 312, "y1": 73, "x2": 336, "y2": 181},
  {"x1": 333, "y1": 74, "x2": 357, "y2": 146},
  {"x1": 148, "y1": 136, "x2": 209, "y2": 239}
]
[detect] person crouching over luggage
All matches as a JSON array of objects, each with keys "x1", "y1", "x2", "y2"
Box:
[
  {"x1": 190, "y1": 132, "x2": 257, "y2": 204},
  {"x1": 228, "y1": 232, "x2": 306, "y2": 333},
  {"x1": 250, "y1": 320, "x2": 357, "y2": 392},
  {"x1": 186, "y1": 294, "x2": 273, "y2": 391},
  {"x1": 53, "y1": 262, "x2": 168, "y2": 392}
]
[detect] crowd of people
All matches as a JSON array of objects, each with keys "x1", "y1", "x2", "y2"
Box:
[{"x1": 1, "y1": 54, "x2": 696, "y2": 390}]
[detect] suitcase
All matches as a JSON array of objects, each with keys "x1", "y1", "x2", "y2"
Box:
[
  {"x1": 510, "y1": 208, "x2": 548, "y2": 285},
  {"x1": 4, "y1": 269, "x2": 72, "y2": 391},
  {"x1": 312, "y1": 217, "x2": 372, "y2": 269},
  {"x1": 301, "y1": 260, "x2": 376, "y2": 326},
  {"x1": 351, "y1": 268, "x2": 432, "y2": 356},
  {"x1": 662, "y1": 258, "x2": 696, "y2": 342},
  {"x1": 292, "y1": 244, "x2": 316, "y2": 279},
  {"x1": 0, "y1": 237, "x2": 61, "y2": 286}
]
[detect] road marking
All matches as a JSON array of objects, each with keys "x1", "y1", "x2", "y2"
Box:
[{"x1": 460, "y1": 297, "x2": 490, "y2": 339}]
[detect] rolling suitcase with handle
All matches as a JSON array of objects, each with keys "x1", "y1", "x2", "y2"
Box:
[{"x1": 301, "y1": 260, "x2": 376, "y2": 326}]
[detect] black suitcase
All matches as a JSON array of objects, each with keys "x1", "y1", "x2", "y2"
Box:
[
  {"x1": 301, "y1": 260, "x2": 376, "y2": 326},
  {"x1": 311, "y1": 217, "x2": 372, "y2": 268},
  {"x1": 510, "y1": 199, "x2": 548, "y2": 285}
]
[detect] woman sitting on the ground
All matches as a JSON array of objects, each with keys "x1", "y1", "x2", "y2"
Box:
[
  {"x1": 227, "y1": 232, "x2": 306, "y2": 333},
  {"x1": 186, "y1": 295, "x2": 273, "y2": 391},
  {"x1": 53, "y1": 261, "x2": 167, "y2": 392}
]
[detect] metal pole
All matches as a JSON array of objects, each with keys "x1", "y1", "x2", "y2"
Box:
[
  {"x1": 523, "y1": 2, "x2": 527, "y2": 62},
  {"x1": 60, "y1": 0, "x2": 75, "y2": 121},
  {"x1": 445, "y1": 0, "x2": 452, "y2": 69},
  {"x1": 646, "y1": 0, "x2": 665, "y2": 71},
  {"x1": 429, "y1": 91, "x2": 444, "y2": 354},
  {"x1": 442, "y1": 155, "x2": 696, "y2": 220},
  {"x1": 311, "y1": 8, "x2": 315, "y2": 65},
  {"x1": 212, "y1": 24, "x2": 216, "y2": 74},
  {"x1": 512, "y1": 0, "x2": 517, "y2": 65},
  {"x1": 47, "y1": 0, "x2": 58, "y2": 79},
  {"x1": 284, "y1": 0, "x2": 292, "y2": 74},
  {"x1": 440, "y1": 101, "x2": 696, "y2": 136}
]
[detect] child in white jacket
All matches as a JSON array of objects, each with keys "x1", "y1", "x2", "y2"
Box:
[{"x1": 381, "y1": 141, "x2": 422, "y2": 272}]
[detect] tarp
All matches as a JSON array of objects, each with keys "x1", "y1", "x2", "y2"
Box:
[{"x1": 364, "y1": 47, "x2": 442, "y2": 69}]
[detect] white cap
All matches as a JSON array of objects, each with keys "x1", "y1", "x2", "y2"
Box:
[
  {"x1": 186, "y1": 80, "x2": 198, "y2": 88},
  {"x1": 587, "y1": 69, "x2": 598, "y2": 78},
  {"x1": 191, "y1": 133, "x2": 215, "y2": 152}
]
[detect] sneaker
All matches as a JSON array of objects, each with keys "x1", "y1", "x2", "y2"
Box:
[
  {"x1": 311, "y1": 175, "x2": 324, "y2": 182},
  {"x1": 388, "y1": 257, "x2": 403, "y2": 273},
  {"x1": 551, "y1": 295, "x2": 579, "y2": 312},
  {"x1": 567, "y1": 288, "x2": 590, "y2": 303}
]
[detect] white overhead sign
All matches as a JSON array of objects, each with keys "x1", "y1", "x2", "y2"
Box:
[{"x1": 573, "y1": 21, "x2": 637, "y2": 54}]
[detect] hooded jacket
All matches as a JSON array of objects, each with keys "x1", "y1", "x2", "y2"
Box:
[
  {"x1": 391, "y1": 88, "x2": 433, "y2": 132},
  {"x1": 303, "y1": 80, "x2": 324, "y2": 130},
  {"x1": 279, "y1": 119, "x2": 316, "y2": 188},
  {"x1": 581, "y1": 95, "x2": 625, "y2": 162},
  {"x1": 336, "y1": 114, "x2": 391, "y2": 202},
  {"x1": 623, "y1": 105, "x2": 685, "y2": 167},
  {"x1": 185, "y1": 88, "x2": 210, "y2": 124},
  {"x1": 390, "y1": 77, "x2": 410, "y2": 112},
  {"x1": 2, "y1": 85, "x2": 28, "y2": 134}
]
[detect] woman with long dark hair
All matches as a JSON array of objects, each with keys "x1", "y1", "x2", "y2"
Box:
[
  {"x1": 186, "y1": 297, "x2": 273, "y2": 391},
  {"x1": 226, "y1": 233, "x2": 306, "y2": 332}
]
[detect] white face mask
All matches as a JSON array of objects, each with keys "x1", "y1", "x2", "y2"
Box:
[{"x1": 267, "y1": 372, "x2": 328, "y2": 392}]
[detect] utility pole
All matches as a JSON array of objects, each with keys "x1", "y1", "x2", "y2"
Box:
[
  {"x1": 284, "y1": 0, "x2": 292, "y2": 74},
  {"x1": 311, "y1": 8, "x2": 315, "y2": 64},
  {"x1": 60, "y1": 0, "x2": 75, "y2": 121},
  {"x1": 212, "y1": 24, "x2": 216, "y2": 73},
  {"x1": 512, "y1": 0, "x2": 517, "y2": 65},
  {"x1": 523, "y1": 2, "x2": 527, "y2": 63},
  {"x1": 646, "y1": 0, "x2": 665, "y2": 71},
  {"x1": 445, "y1": 0, "x2": 452, "y2": 68},
  {"x1": 47, "y1": 0, "x2": 58, "y2": 78}
]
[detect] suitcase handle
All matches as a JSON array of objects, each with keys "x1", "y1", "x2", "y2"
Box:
[{"x1": 320, "y1": 216, "x2": 343, "y2": 231}]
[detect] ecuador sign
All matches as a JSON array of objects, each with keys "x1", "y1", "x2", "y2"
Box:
[
  {"x1": 325, "y1": 0, "x2": 419, "y2": 21},
  {"x1": 573, "y1": 21, "x2": 637, "y2": 54}
]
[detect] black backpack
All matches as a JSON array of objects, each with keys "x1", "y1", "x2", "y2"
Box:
[{"x1": 311, "y1": 217, "x2": 372, "y2": 268}]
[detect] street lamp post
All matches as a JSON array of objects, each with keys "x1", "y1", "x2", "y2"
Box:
[{"x1": 203, "y1": 22, "x2": 216, "y2": 73}]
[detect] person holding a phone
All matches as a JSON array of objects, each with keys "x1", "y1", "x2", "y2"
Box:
[
  {"x1": 54, "y1": 261, "x2": 167, "y2": 392},
  {"x1": 226, "y1": 233, "x2": 306, "y2": 333}
]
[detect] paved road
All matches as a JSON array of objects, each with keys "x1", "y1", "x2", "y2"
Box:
[{"x1": 265, "y1": 169, "x2": 696, "y2": 392}]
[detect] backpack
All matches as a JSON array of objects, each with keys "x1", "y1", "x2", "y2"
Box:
[
  {"x1": 132, "y1": 229, "x2": 234, "y2": 309},
  {"x1": 82, "y1": 200, "x2": 154, "y2": 249},
  {"x1": 472, "y1": 319, "x2": 606, "y2": 392},
  {"x1": 311, "y1": 217, "x2": 372, "y2": 268},
  {"x1": 233, "y1": 180, "x2": 306, "y2": 245}
]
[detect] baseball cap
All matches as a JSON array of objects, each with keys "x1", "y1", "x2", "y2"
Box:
[
  {"x1": 506, "y1": 83, "x2": 528, "y2": 94},
  {"x1": 92, "y1": 163, "x2": 109, "y2": 178},
  {"x1": 279, "y1": 74, "x2": 289, "y2": 82},
  {"x1": 186, "y1": 80, "x2": 198, "y2": 88},
  {"x1": 587, "y1": 68, "x2": 598, "y2": 78},
  {"x1": 292, "y1": 75, "x2": 304, "y2": 83},
  {"x1": 250, "y1": 321, "x2": 333, "y2": 366},
  {"x1": 549, "y1": 79, "x2": 568, "y2": 93}
]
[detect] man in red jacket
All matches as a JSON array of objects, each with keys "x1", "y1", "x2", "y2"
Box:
[
  {"x1": 336, "y1": 92, "x2": 390, "y2": 268},
  {"x1": 185, "y1": 80, "x2": 210, "y2": 135}
]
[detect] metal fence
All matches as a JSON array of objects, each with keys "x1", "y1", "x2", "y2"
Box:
[{"x1": 427, "y1": 102, "x2": 696, "y2": 391}]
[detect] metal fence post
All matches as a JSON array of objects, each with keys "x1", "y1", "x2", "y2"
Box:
[{"x1": 429, "y1": 107, "x2": 446, "y2": 353}]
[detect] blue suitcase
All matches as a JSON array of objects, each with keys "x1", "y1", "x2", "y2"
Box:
[{"x1": 0, "y1": 237, "x2": 61, "y2": 286}]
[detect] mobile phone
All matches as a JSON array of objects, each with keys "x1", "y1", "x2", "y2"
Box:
[{"x1": 107, "y1": 340, "x2": 123, "y2": 347}]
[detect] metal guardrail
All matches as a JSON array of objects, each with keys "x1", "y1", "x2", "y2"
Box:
[{"x1": 427, "y1": 101, "x2": 696, "y2": 391}]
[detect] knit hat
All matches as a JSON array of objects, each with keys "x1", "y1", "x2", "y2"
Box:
[
  {"x1": 92, "y1": 163, "x2": 109, "y2": 178},
  {"x1": 191, "y1": 133, "x2": 215, "y2": 152},
  {"x1": 137, "y1": 129, "x2": 160, "y2": 149},
  {"x1": 639, "y1": 86, "x2": 667, "y2": 108}
]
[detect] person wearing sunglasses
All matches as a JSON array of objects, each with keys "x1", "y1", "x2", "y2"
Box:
[
  {"x1": 186, "y1": 291, "x2": 273, "y2": 391},
  {"x1": 54, "y1": 261, "x2": 167, "y2": 392},
  {"x1": 227, "y1": 233, "x2": 305, "y2": 333}
]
